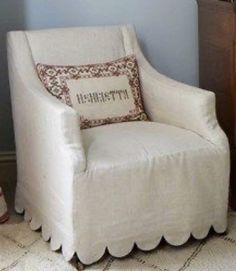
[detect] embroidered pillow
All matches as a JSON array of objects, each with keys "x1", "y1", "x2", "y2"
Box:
[{"x1": 36, "y1": 55, "x2": 148, "y2": 129}]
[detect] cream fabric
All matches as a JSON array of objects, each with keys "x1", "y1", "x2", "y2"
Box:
[
  {"x1": 7, "y1": 25, "x2": 230, "y2": 265},
  {"x1": 67, "y1": 76, "x2": 133, "y2": 116}
]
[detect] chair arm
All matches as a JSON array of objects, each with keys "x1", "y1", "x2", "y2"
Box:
[
  {"x1": 7, "y1": 32, "x2": 86, "y2": 173},
  {"x1": 122, "y1": 25, "x2": 228, "y2": 148},
  {"x1": 138, "y1": 54, "x2": 228, "y2": 148},
  {"x1": 10, "y1": 68, "x2": 86, "y2": 174}
]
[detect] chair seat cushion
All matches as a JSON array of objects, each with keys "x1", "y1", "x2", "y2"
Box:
[{"x1": 82, "y1": 121, "x2": 218, "y2": 171}]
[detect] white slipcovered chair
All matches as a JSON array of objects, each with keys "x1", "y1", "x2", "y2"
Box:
[{"x1": 7, "y1": 25, "x2": 230, "y2": 265}]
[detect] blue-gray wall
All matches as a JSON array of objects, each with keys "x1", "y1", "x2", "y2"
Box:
[{"x1": 0, "y1": 0, "x2": 199, "y2": 152}]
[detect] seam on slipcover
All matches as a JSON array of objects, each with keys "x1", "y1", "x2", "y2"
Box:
[
  {"x1": 121, "y1": 26, "x2": 133, "y2": 56},
  {"x1": 24, "y1": 32, "x2": 37, "y2": 65},
  {"x1": 83, "y1": 145, "x2": 222, "y2": 174}
]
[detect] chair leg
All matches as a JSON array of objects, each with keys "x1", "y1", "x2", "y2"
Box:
[
  {"x1": 70, "y1": 255, "x2": 85, "y2": 270},
  {"x1": 77, "y1": 261, "x2": 85, "y2": 270}
]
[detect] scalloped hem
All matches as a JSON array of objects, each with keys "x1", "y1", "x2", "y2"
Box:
[{"x1": 15, "y1": 205, "x2": 227, "y2": 265}]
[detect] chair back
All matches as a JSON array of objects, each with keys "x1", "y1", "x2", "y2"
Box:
[{"x1": 25, "y1": 25, "x2": 134, "y2": 66}]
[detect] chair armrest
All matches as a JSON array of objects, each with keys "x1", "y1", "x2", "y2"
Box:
[
  {"x1": 122, "y1": 25, "x2": 228, "y2": 148},
  {"x1": 9, "y1": 66, "x2": 86, "y2": 174},
  {"x1": 7, "y1": 31, "x2": 86, "y2": 173},
  {"x1": 138, "y1": 54, "x2": 228, "y2": 148}
]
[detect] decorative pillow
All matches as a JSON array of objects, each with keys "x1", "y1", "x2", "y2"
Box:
[{"x1": 36, "y1": 55, "x2": 148, "y2": 129}]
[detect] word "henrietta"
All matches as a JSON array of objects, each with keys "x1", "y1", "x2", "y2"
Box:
[{"x1": 76, "y1": 89, "x2": 129, "y2": 104}]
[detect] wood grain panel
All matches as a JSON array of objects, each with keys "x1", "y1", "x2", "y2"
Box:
[{"x1": 198, "y1": 0, "x2": 236, "y2": 209}]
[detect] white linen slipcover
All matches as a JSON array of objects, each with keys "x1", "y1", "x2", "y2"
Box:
[{"x1": 7, "y1": 25, "x2": 230, "y2": 265}]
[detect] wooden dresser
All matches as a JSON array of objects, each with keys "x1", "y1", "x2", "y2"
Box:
[{"x1": 198, "y1": 0, "x2": 236, "y2": 209}]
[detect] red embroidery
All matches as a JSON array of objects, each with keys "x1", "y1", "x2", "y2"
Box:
[{"x1": 0, "y1": 212, "x2": 9, "y2": 223}]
